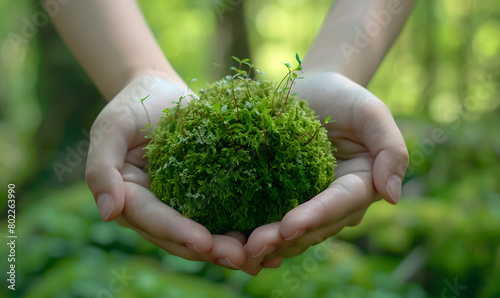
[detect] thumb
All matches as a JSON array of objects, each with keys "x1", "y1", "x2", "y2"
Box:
[
  {"x1": 372, "y1": 145, "x2": 409, "y2": 204},
  {"x1": 360, "y1": 101, "x2": 409, "y2": 204},
  {"x1": 85, "y1": 115, "x2": 128, "y2": 221}
]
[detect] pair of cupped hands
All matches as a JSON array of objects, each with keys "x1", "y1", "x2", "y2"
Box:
[{"x1": 85, "y1": 71, "x2": 408, "y2": 276}]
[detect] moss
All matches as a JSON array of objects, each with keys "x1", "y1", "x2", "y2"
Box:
[{"x1": 145, "y1": 75, "x2": 336, "y2": 234}]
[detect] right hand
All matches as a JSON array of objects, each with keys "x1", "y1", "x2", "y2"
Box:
[{"x1": 85, "y1": 75, "x2": 247, "y2": 270}]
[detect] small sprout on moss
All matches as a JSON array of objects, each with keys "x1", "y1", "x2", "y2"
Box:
[
  {"x1": 253, "y1": 69, "x2": 265, "y2": 81},
  {"x1": 140, "y1": 122, "x2": 151, "y2": 132},
  {"x1": 139, "y1": 95, "x2": 152, "y2": 135},
  {"x1": 272, "y1": 54, "x2": 303, "y2": 114},
  {"x1": 232, "y1": 56, "x2": 250, "y2": 73},
  {"x1": 297, "y1": 115, "x2": 333, "y2": 145},
  {"x1": 187, "y1": 77, "x2": 198, "y2": 98},
  {"x1": 240, "y1": 76, "x2": 253, "y2": 99},
  {"x1": 243, "y1": 61, "x2": 253, "y2": 78},
  {"x1": 210, "y1": 63, "x2": 221, "y2": 84},
  {"x1": 230, "y1": 74, "x2": 240, "y2": 123}
]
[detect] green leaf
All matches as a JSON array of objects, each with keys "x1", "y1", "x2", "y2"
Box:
[
  {"x1": 231, "y1": 56, "x2": 241, "y2": 63},
  {"x1": 140, "y1": 95, "x2": 150, "y2": 103},
  {"x1": 282, "y1": 62, "x2": 291, "y2": 69},
  {"x1": 295, "y1": 53, "x2": 302, "y2": 64},
  {"x1": 292, "y1": 72, "x2": 298, "y2": 79},
  {"x1": 213, "y1": 63, "x2": 221, "y2": 67},
  {"x1": 324, "y1": 116, "x2": 332, "y2": 123},
  {"x1": 162, "y1": 108, "x2": 171, "y2": 114},
  {"x1": 212, "y1": 102, "x2": 221, "y2": 111},
  {"x1": 241, "y1": 58, "x2": 250, "y2": 63},
  {"x1": 147, "y1": 122, "x2": 151, "y2": 129}
]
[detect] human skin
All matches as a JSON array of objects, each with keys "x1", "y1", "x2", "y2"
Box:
[
  {"x1": 242, "y1": 0, "x2": 414, "y2": 273},
  {"x1": 46, "y1": 0, "x2": 411, "y2": 274}
]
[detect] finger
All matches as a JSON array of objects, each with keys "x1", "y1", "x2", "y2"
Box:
[
  {"x1": 279, "y1": 170, "x2": 372, "y2": 241},
  {"x1": 85, "y1": 115, "x2": 129, "y2": 221},
  {"x1": 287, "y1": 209, "x2": 364, "y2": 248},
  {"x1": 225, "y1": 231, "x2": 247, "y2": 245},
  {"x1": 262, "y1": 255, "x2": 284, "y2": 268},
  {"x1": 129, "y1": 226, "x2": 204, "y2": 261},
  {"x1": 246, "y1": 222, "x2": 282, "y2": 257},
  {"x1": 210, "y1": 235, "x2": 247, "y2": 270},
  {"x1": 243, "y1": 264, "x2": 264, "y2": 276},
  {"x1": 356, "y1": 97, "x2": 409, "y2": 204},
  {"x1": 121, "y1": 162, "x2": 150, "y2": 189},
  {"x1": 121, "y1": 182, "x2": 214, "y2": 253},
  {"x1": 243, "y1": 222, "x2": 281, "y2": 272},
  {"x1": 125, "y1": 143, "x2": 149, "y2": 169}
]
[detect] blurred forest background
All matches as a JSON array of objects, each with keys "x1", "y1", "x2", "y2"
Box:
[{"x1": 1, "y1": 0, "x2": 500, "y2": 297}]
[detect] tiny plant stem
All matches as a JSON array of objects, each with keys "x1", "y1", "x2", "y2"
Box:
[
  {"x1": 168, "y1": 116, "x2": 183, "y2": 124},
  {"x1": 271, "y1": 71, "x2": 291, "y2": 111},
  {"x1": 276, "y1": 77, "x2": 296, "y2": 119},
  {"x1": 262, "y1": 117, "x2": 270, "y2": 169},
  {"x1": 297, "y1": 128, "x2": 315, "y2": 142},
  {"x1": 247, "y1": 65, "x2": 252, "y2": 79},
  {"x1": 141, "y1": 103, "x2": 151, "y2": 127},
  {"x1": 231, "y1": 79, "x2": 239, "y2": 123},
  {"x1": 298, "y1": 123, "x2": 328, "y2": 143},
  {"x1": 192, "y1": 115, "x2": 205, "y2": 145},
  {"x1": 177, "y1": 110, "x2": 190, "y2": 137},
  {"x1": 210, "y1": 65, "x2": 220, "y2": 85},
  {"x1": 140, "y1": 99, "x2": 152, "y2": 135},
  {"x1": 196, "y1": 111, "x2": 208, "y2": 119},
  {"x1": 174, "y1": 144, "x2": 185, "y2": 157},
  {"x1": 219, "y1": 113, "x2": 237, "y2": 152},
  {"x1": 242, "y1": 78, "x2": 252, "y2": 99},
  {"x1": 276, "y1": 72, "x2": 291, "y2": 109},
  {"x1": 304, "y1": 127, "x2": 319, "y2": 146}
]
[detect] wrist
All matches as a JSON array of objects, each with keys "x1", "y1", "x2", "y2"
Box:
[{"x1": 122, "y1": 65, "x2": 186, "y2": 94}]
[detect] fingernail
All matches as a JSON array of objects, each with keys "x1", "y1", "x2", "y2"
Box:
[
  {"x1": 217, "y1": 257, "x2": 239, "y2": 269},
  {"x1": 252, "y1": 245, "x2": 277, "y2": 258},
  {"x1": 186, "y1": 244, "x2": 201, "y2": 254},
  {"x1": 285, "y1": 229, "x2": 305, "y2": 241},
  {"x1": 97, "y1": 193, "x2": 114, "y2": 221},
  {"x1": 386, "y1": 175, "x2": 402, "y2": 204}
]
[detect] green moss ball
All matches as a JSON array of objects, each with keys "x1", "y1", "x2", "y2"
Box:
[{"x1": 145, "y1": 77, "x2": 336, "y2": 234}]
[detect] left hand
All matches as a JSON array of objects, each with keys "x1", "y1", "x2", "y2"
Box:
[{"x1": 241, "y1": 72, "x2": 409, "y2": 274}]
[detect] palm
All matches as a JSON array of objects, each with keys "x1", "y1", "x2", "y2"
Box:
[
  {"x1": 242, "y1": 72, "x2": 405, "y2": 273},
  {"x1": 86, "y1": 76, "x2": 248, "y2": 269}
]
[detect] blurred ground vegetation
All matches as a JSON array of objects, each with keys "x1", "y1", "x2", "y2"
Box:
[{"x1": 0, "y1": 0, "x2": 499, "y2": 297}]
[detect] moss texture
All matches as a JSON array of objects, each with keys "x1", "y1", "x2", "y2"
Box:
[{"x1": 145, "y1": 76, "x2": 336, "y2": 234}]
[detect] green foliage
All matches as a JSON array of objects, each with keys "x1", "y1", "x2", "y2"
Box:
[{"x1": 145, "y1": 60, "x2": 336, "y2": 234}]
